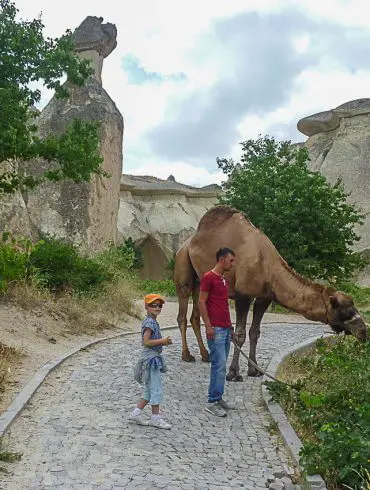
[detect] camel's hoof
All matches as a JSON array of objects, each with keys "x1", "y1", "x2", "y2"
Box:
[
  {"x1": 226, "y1": 373, "x2": 243, "y2": 382},
  {"x1": 201, "y1": 353, "x2": 210, "y2": 363},
  {"x1": 182, "y1": 353, "x2": 196, "y2": 362},
  {"x1": 247, "y1": 368, "x2": 263, "y2": 377}
]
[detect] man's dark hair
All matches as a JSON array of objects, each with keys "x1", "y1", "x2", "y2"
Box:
[{"x1": 216, "y1": 247, "x2": 235, "y2": 261}]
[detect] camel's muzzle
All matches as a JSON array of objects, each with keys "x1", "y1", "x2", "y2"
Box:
[{"x1": 343, "y1": 314, "x2": 368, "y2": 341}]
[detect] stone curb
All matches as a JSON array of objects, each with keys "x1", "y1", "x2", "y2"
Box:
[
  {"x1": 0, "y1": 324, "x2": 179, "y2": 439},
  {"x1": 261, "y1": 334, "x2": 331, "y2": 490}
]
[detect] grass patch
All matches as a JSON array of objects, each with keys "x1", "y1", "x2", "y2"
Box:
[
  {"x1": 0, "y1": 342, "x2": 22, "y2": 394},
  {"x1": 0, "y1": 439, "x2": 22, "y2": 462},
  {"x1": 265, "y1": 335, "x2": 370, "y2": 489},
  {"x1": 5, "y1": 277, "x2": 141, "y2": 335},
  {"x1": 0, "y1": 237, "x2": 143, "y2": 335},
  {"x1": 59, "y1": 278, "x2": 141, "y2": 334},
  {"x1": 134, "y1": 278, "x2": 177, "y2": 298}
]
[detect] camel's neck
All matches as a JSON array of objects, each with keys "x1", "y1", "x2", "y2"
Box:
[{"x1": 271, "y1": 261, "x2": 329, "y2": 323}]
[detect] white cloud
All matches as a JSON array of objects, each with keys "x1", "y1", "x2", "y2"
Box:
[
  {"x1": 237, "y1": 68, "x2": 370, "y2": 143},
  {"x1": 126, "y1": 161, "x2": 224, "y2": 187},
  {"x1": 13, "y1": 0, "x2": 370, "y2": 185}
]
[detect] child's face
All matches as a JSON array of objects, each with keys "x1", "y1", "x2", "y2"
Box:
[{"x1": 145, "y1": 302, "x2": 164, "y2": 317}]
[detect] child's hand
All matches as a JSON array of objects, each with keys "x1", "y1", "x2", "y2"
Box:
[{"x1": 163, "y1": 336, "x2": 172, "y2": 346}]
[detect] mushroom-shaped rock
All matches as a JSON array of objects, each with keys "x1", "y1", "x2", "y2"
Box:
[
  {"x1": 297, "y1": 110, "x2": 340, "y2": 136},
  {"x1": 333, "y1": 98, "x2": 370, "y2": 118},
  {"x1": 73, "y1": 16, "x2": 117, "y2": 57},
  {"x1": 72, "y1": 16, "x2": 117, "y2": 84}
]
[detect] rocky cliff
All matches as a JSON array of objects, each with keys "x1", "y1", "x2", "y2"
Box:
[
  {"x1": 118, "y1": 175, "x2": 221, "y2": 279},
  {"x1": 298, "y1": 99, "x2": 370, "y2": 284}
]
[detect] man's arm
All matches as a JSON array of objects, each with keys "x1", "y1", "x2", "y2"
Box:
[{"x1": 199, "y1": 290, "x2": 214, "y2": 340}]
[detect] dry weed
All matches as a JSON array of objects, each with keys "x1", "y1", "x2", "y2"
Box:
[
  {"x1": 61, "y1": 278, "x2": 141, "y2": 334},
  {"x1": 4, "y1": 279, "x2": 56, "y2": 312},
  {"x1": 3, "y1": 277, "x2": 141, "y2": 335},
  {"x1": 0, "y1": 342, "x2": 22, "y2": 394}
]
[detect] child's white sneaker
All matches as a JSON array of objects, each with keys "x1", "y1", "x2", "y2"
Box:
[
  {"x1": 128, "y1": 412, "x2": 148, "y2": 426},
  {"x1": 149, "y1": 416, "x2": 171, "y2": 430}
]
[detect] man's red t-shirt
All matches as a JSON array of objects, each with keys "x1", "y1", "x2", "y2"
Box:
[{"x1": 200, "y1": 270, "x2": 231, "y2": 328}]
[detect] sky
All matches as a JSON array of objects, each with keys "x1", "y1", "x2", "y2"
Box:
[{"x1": 14, "y1": 0, "x2": 370, "y2": 186}]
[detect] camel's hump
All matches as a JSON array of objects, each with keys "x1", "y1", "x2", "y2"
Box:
[{"x1": 197, "y1": 205, "x2": 249, "y2": 231}]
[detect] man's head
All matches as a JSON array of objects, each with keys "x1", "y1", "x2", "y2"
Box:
[
  {"x1": 216, "y1": 247, "x2": 235, "y2": 272},
  {"x1": 144, "y1": 293, "x2": 165, "y2": 317}
]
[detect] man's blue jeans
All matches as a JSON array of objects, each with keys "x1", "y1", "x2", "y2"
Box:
[{"x1": 207, "y1": 327, "x2": 231, "y2": 403}]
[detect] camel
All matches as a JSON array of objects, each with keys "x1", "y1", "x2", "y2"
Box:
[{"x1": 174, "y1": 206, "x2": 368, "y2": 381}]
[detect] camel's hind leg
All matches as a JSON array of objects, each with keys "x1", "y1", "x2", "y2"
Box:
[
  {"x1": 176, "y1": 287, "x2": 195, "y2": 362},
  {"x1": 190, "y1": 279, "x2": 210, "y2": 362},
  {"x1": 227, "y1": 293, "x2": 252, "y2": 382},
  {"x1": 247, "y1": 297, "x2": 271, "y2": 377},
  {"x1": 175, "y1": 240, "x2": 196, "y2": 362}
]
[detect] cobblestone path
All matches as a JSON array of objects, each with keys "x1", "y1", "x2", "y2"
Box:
[{"x1": 1, "y1": 322, "x2": 327, "y2": 489}]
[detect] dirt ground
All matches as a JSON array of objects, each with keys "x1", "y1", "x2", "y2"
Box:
[{"x1": 0, "y1": 298, "x2": 311, "y2": 415}]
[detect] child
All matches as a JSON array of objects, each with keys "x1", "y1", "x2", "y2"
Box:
[{"x1": 129, "y1": 293, "x2": 172, "y2": 429}]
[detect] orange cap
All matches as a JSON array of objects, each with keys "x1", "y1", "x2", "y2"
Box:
[{"x1": 144, "y1": 293, "x2": 165, "y2": 305}]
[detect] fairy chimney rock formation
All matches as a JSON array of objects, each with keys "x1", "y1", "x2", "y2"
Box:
[
  {"x1": 25, "y1": 16, "x2": 123, "y2": 252},
  {"x1": 298, "y1": 98, "x2": 370, "y2": 284},
  {"x1": 73, "y1": 16, "x2": 117, "y2": 84}
]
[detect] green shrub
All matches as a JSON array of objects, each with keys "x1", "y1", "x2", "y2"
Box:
[
  {"x1": 0, "y1": 233, "x2": 31, "y2": 291},
  {"x1": 265, "y1": 335, "x2": 370, "y2": 489},
  {"x1": 95, "y1": 242, "x2": 137, "y2": 278},
  {"x1": 28, "y1": 237, "x2": 110, "y2": 293},
  {"x1": 136, "y1": 279, "x2": 176, "y2": 298},
  {"x1": 121, "y1": 237, "x2": 143, "y2": 270}
]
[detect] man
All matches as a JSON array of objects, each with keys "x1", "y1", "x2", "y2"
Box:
[{"x1": 199, "y1": 247, "x2": 236, "y2": 417}]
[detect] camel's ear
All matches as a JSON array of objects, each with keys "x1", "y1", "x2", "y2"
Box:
[{"x1": 329, "y1": 295, "x2": 340, "y2": 308}]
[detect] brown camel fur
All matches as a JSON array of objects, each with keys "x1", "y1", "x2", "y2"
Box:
[{"x1": 174, "y1": 206, "x2": 368, "y2": 380}]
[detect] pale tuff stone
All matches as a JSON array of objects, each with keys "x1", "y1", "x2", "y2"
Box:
[
  {"x1": 298, "y1": 98, "x2": 370, "y2": 285},
  {"x1": 117, "y1": 174, "x2": 221, "y2": 279}
]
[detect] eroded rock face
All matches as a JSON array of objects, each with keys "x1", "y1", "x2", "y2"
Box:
[
  {"x1": 0, "y1": 161, "x2": 36, "y2": 240},
  {"x1": 118, "y1": 175, "x2": 221, "y2": 279},
  {"x1": 298, "y1": 98, "x2": 370, "y2": 285},
  {"x1": 25, "y1": 17, "x2": 123, "y2": 252}
]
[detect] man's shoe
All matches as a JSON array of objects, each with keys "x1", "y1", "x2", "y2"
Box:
[
  {"x1": 128, "y1": 413, "x2": 149, "y2": 426},
  {"x1": 218, "y1": 398, "x2": 235, "y2": 410},
  {"x1": 149, "y1": 417, "x2": 172, "y2": 430},
  {"x1": 205, "y1": 402, "x2": 227, "y2": 417}
]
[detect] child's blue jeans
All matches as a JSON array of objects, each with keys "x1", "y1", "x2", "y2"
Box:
[{"x1": 143, "y1": 366, "x2": 163, "y2": 405}]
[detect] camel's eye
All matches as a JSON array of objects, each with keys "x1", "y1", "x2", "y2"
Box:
[{"x1": 339, "y1": 308, "x2": 355, "y2": 321}]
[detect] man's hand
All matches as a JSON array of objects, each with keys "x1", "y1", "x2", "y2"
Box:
[
  {"x1": 162, "y1": 336, "x2": 173, "y2": 346},
  {"x1": 206, "y1": 324, "x2": 214, "y2": 340}
]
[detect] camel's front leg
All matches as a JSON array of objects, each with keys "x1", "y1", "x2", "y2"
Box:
[
  {"x1": 248, "y1": 297, "x2": 271, "y2": 376},
  {"x1": 227, "y1": 293, "x2": 252, "y2": 382},
  {"x1": 190, "y1": 280, "x2": 210, "y2": 362}
]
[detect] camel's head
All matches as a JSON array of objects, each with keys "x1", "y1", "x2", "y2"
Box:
[{"x1": 327, "y1": 292, "x2": 368, "y2": 341}]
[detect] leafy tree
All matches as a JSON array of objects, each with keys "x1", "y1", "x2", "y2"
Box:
[
  {"x1": 217, "y1": 135, "x2": 366, "y2": 281},
  {"x1": 0, "y1": 0, "x2": 104, "y2": 193}
]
